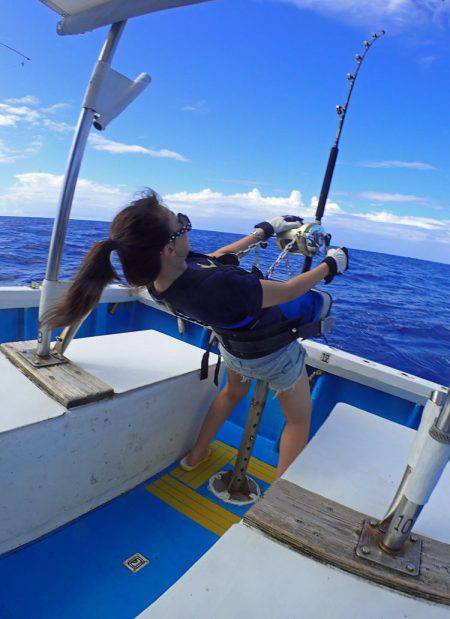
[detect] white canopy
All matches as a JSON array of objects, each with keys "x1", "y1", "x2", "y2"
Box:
[{"x1": 40, "y1": 0, "x2": 212, "y2": 35}]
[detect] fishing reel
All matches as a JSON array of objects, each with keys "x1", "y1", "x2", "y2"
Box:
[{"x1": 276, "y1": 223, "x2": 331, "y2": 258}]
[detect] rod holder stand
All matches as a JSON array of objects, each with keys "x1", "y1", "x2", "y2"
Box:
[{"x1": 209, "y1": 380, "x2": 269, "y2": 506}]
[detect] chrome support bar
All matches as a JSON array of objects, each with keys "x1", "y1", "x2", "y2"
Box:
[
  {"x1": 435, "y1": 388, "x2": 450, "y2": 433},
  {"x1": 36, "y1": 21, "x2": 126, "y2": 358},
  {"x1": 381, "y1": 388, "x2": 450, "y2": 553},
  {"x1": 380, "y1": 495, "x2": 423, "y2": 552},
  {"x1": 378, "y1": 465, "x2": 412, "y2": 528},
  {"x1": 52, "y1": 312, "x2": 91, "y2": 357}
]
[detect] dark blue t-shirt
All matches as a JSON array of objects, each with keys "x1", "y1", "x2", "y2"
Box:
[{"x1": 149, "y1": 252, "x2": 283, "y2": 330}]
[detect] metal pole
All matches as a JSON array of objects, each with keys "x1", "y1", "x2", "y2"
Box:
[
  {"x1": 227, "y1": 379, "x2": 269, "y2": 495},
  {"x1": 379, "y1": 390, "x2": 444, "y2": 527},
  {"x1": 381, "y1": 389, "x2": 450, "y2": 552},
  {"x1": 36, "y1": 21, "x2": 126, "y2": 357},
  {"x1": 209, "y1": 380, "x2": 269, "y2": 505}
]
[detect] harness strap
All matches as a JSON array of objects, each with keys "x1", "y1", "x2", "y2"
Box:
[
  {"x1": 200, "y1": 333, "x2": 221, "y2": 386},
  {"x1": 214, "y1": 317, "x2": 324, "y2": 360}
]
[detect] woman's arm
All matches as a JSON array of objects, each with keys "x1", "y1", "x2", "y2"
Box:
[
  {"x1": 208, "y1": 229, "x2": 265, "y2": 258},
  {"x1": 260, "y1": 263, "x2": 330, "y2": 308}
]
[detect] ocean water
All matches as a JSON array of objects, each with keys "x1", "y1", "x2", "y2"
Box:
[{"x1": 0, "y1": 215, "x2": 449, "y2": 386}]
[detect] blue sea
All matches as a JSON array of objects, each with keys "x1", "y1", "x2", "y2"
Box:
[{"x1": 0, "y1": 215, "x2": 449, "y2": 386}]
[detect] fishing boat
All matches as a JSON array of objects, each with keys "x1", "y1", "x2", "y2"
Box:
[{"x1": 0, "y1": 2, "x2": 448, "y2": 617}]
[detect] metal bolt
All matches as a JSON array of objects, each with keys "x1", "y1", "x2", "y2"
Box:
[
  {"x1": 406, "y1": 563, "x2": 416, "y2": 573},
  {"x1": 361, "y1": 545, "x2": 371, "y2": 555},
  {"x1": 410, "y1": 534, "x2": 418, "y2": 543}
]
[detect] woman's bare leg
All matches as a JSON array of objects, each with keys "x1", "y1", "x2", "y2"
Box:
[
  {"x1": 276, "y1": 369, "x2": 312, "y2": 478},
  {"x1": 185, "y1": 369, "x2": 252, "y2": 467}
]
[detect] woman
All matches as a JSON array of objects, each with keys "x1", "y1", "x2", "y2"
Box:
[{"x1": 42, "y1": 189, "x2": 348, "y2": 477}]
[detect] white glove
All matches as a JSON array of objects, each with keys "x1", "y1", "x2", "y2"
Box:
[
  {"x1": 269, "y1": 215, "x2": 303, "y2": 235},
  {"x1": 326, "y1": 247, "x2": 348, "y2": 273},
  {"x1": 254, "y1": 215, "x2": 303, "y2": 240},
  {"x1": 322, "y1": 247, "x2": 349, "y2": 283}
]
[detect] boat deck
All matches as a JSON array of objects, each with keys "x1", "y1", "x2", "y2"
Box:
[
  {"x1": 140, "y1": 404, "x2": 450, "y2": 619},
  {"x1": 0, "y1": 424, "x2": 277, "y2": 619}
]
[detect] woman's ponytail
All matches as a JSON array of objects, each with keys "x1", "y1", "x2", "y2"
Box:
[
  {"x1": 40, "y1": 188, "x2": 171, "y2": 330},
  {"x1": 41, "y1": 240, "x2": 120, "y2": 329}
]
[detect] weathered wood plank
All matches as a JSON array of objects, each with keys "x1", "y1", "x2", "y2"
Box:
[
  {"x1": 1, "y1": 340, "x2": 114, "y2": 409},
  {"x1": 244, "y1": 479, "x2": 450, "y2": 606}
]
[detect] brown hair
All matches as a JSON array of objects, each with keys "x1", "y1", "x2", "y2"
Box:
[{"x1": 41, "y1": 189, "x2": 171, "y2": 329}]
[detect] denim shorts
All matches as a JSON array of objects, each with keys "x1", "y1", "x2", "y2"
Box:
[{"x1": 218, "y1": 340, "x2": 306, "y2": 394}]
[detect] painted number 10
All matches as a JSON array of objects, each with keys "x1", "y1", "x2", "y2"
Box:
[{"x1": 394, "y1": 514, "x2": 414, "y2": 535}]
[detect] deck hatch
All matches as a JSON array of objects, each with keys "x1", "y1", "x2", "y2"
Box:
[{"x1": 123, "y1": 553, "x2": 150, "y2": 573}]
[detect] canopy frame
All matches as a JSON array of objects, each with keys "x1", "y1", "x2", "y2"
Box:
[
  {"x1": 35, "y1": 21, "x2": 127, "y2": 362},
  {"x1": 39, "y1": 0, "x2": 212, "y2": 35}
]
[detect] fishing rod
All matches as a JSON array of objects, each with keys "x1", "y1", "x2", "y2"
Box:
[
  {"x1": 275, "y1": 30, "x2": 386, "y2": 274},
  {"x1": 0, "y1": 40, "x2": 31, "y2": 66}
]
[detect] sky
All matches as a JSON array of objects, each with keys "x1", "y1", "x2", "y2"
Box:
[{"x1": 0, "y1": 0, "x2": 449, "y2": 263}]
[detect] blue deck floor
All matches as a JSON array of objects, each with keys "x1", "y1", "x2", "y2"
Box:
[{"x1": 0, "y1": 422, "x2": 277, "y2": 619}]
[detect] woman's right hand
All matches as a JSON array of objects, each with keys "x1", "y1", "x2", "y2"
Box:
[{"x1": 321, "y1": 247, "x2": 349, "y2": 283}]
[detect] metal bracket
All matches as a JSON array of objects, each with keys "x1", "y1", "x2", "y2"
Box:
[
  {"x1": 355, "y1": 519, "x2": 422, "y2": 576},
  {"x1": 208, "y1": 470, "x2": 261, "y2": 506},
  {"x1": 16, "y1": 348, "x2": 69, "y2": 368}
]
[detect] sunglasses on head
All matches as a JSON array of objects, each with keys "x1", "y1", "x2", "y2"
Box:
[{"x1": 168, "y1": 213, "x2": 192, "y2": 243}]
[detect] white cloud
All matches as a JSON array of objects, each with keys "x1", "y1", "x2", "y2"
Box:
[
  {"x1": 0, "y1": 114, "x2": 19, "y2": 127},
  {"x1": 352, "y1": 209, "x2": 448, "y2": 231},
  {"x1": 0, "y1": 97, "x2": 71, "y2": 131},
  {"x1": 4, "y1": 96, "x2": 40, "y2": 105},
  {"x1": 164, "y1": 188, "x2": 311, "y2": 219},
  {"x1": 182, "y1": 99, "x2": 209, "y2": 113},
  {"x1": 0, "y1": 178, "x2": 447, "y2": 260},
  {"x1": 275, "y1": 0, "x2": 450, "y2": 30},
  {"x1": 23, "y1": 136, "x2": 44, "y2": 156},
  {"x1": 419, "y1": 55, "x2": 439, "y2": 68},
  {"x1": 89, "y1": 133, "x2": 190, "y2": 162},
  {"x1": 0, "y1": 96, "x2": 187, "y2": 163},
  {"x1": 0, "y1": 172, "x2": 129, "y2": 219},
  {"x1": 359, "y1": 191, "x2": 428, "y2": 203},
  {"x1": 0, "y1": 136, "x2": 43, "y2": 163},
  {"x1": 309, "y1": 195, "x2": 343, "y2": 215},
  {"x1": 162, "y1": 187, "x2": 449, "y2": 251},
  {"x1": 0, "y1": 140, "x2": 17, "y2": 164},
  {"x1": 40, "y1": 118, "x2": 74, "y2": 133},
  {"x1": 41, "y1": 103, "x2": 71, "y2": 114},
  {"x1": 360, "y1": 160, "x2": 436, "y2": 170},
  {"x1": 0, "y1": 102, "x2": 41, "y2": 126}
]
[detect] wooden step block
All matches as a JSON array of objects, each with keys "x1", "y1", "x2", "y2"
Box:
[
  {"x1": 1, "y1": 340, "x2": 114, "y2": 409},
  {"x1": 245, "y1": 479, "x2": 450, "y2": 606}
]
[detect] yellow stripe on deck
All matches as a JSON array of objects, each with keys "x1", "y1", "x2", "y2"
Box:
[
  {"x1": 170, "y1": 440, "x2": 276, "y2": 489},
  {"x1": 146, "y1": 475, "x2": 240, "y2": 537},
  {"x1": 171, "y1": 440, "x2": 237, "y2": 489},
  {"x1": 147, "y1": 441, "x2": 276, "y2": 537}
]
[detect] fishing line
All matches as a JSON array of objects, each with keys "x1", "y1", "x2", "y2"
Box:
[{"x1": 0, "y1": 40, "x2": 31, "y2": 66}]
